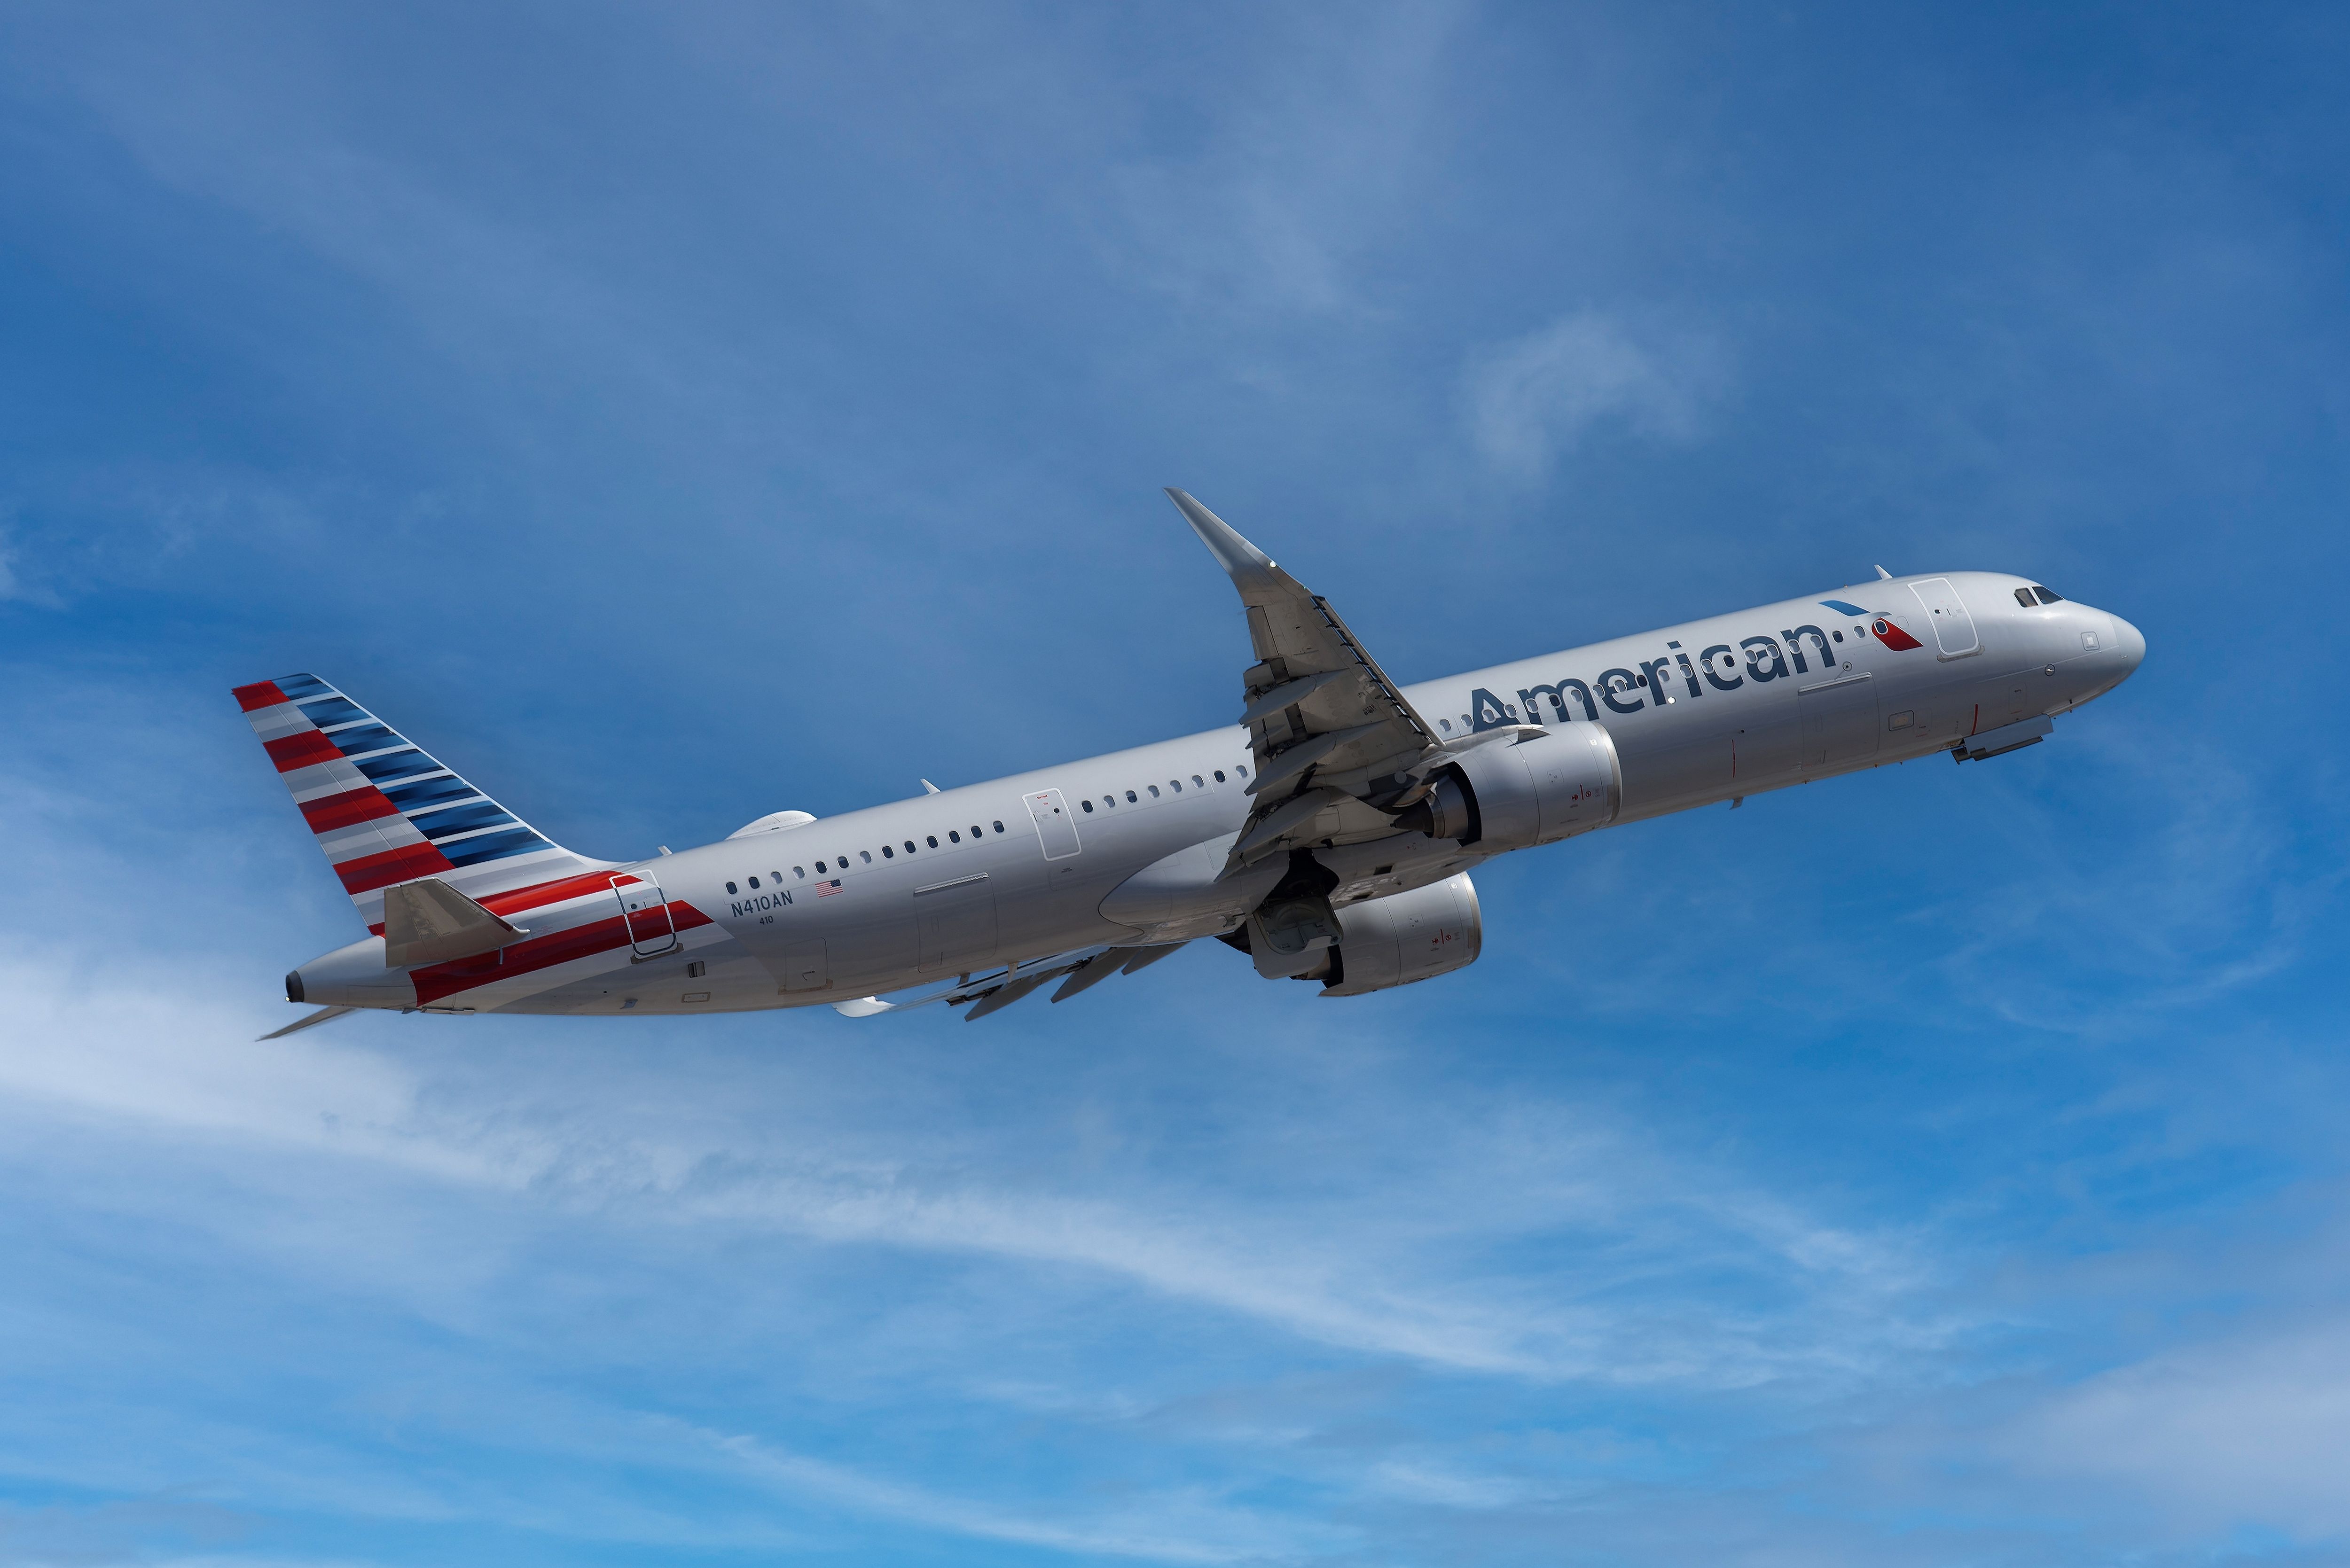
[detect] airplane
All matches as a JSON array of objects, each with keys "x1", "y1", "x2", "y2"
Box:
[{"x1": 243, "y1": 490, "x2": 2145, "y2": 1037}]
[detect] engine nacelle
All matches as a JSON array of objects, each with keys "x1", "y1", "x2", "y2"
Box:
[
  {"x1": 1318, "y1": 872, "x2": 1482, "y2": 997},
  {"x1": 1399, "y1": 725, "x2": 1620, "y2": 853}
]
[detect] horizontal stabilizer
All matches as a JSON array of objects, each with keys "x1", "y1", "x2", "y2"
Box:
[
  {"x1": 382, "y1": 877, "x2": 531, "y2": 968},
  {"x1": 257, "y1": 1005, "x2": 356, "y2": 1041}
]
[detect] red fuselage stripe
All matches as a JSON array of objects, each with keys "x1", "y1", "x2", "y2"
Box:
[
  {"x1": 478, "y1": 869, "x2": 641, "y2": 917},
  {"x1": 410, "y1": 901, "x2": 713, "y2": 1006}
]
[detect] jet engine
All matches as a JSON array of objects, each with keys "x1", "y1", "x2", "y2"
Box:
[
  {"x1": 1391, "y1": 725, "x2": 1620, "y2": 853},
  {"x1": 1315, "y1": 872, "x2": 1482, "y2": 997}
]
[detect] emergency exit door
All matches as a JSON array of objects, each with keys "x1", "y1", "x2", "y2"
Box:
[{"x1": 1023, "y1": 788, "x2": 1082, "y2": 859}]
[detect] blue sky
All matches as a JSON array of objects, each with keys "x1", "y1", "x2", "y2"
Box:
[{"x1": 2, "y1": 2, "x2": 2347, "y2": 1562}]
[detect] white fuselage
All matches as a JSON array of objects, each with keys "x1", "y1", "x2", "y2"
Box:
[{"x1": 292, "y1": 570, "x2": 2143, "y2": 1016}]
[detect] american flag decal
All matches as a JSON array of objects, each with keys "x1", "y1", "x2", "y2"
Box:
[{"x1": 815, "y1": 879, "x2": 844, "y2": 897}]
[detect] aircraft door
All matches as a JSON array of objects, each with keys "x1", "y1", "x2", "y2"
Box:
[
  {"x1": 611, "y1": 873, "x2": 679, "y2": 957},
  {"x1": 1909, "y1": 577, "x2": 1981, "y2": 658},
  {"x1": 1024, "y1": 788, "x2": 1082, "y2": 859},
  {"x1": 1797, "y1": 672, "x2": 1881, "y2": 768}
]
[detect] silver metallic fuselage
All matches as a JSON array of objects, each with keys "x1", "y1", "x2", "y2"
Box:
[{"x1": 293, "y1": 571, "x2": 2144, "y2": 1015}]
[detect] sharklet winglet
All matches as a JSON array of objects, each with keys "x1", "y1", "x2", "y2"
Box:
[{"x1": 1165, "y1": 488, "x2": 1283, "y2": 589}]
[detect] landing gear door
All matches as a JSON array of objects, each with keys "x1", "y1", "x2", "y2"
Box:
[
  {"x1": 612, "y1": 873, "x2": 680, "y2": 957},
  {"x1": 1908, "y1": 577, "x2": 1981, "y2": 659}
]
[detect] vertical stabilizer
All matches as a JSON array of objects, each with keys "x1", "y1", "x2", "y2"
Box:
[{"x1": 232, "y1": 674, "x2": 612, "y2": 932}]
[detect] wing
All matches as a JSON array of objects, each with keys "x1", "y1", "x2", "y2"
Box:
[{"x1": 1164, "y1": 489, "x2": 1441, "y2": 870}]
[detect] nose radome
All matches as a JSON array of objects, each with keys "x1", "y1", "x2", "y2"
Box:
[{"x1": 2110, "y1": 614, "x2": 2146, "y2": 676}]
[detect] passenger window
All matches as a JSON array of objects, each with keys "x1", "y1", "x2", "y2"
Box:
[
  {"x1": 949, "y1": 830, "x2": 961, "y2": 842},
  {"x1": 794, "y1": 866, "x2": 805, "y2": 878},
  {"x1": 859, "y1": 850, "x2": 872, "y2": 864},
  {"x1": 1191, "y1": 775, "x2": 1203, "y2": 788},
  {"x1": 1148, "y1": 785, "x2": 1160, "y2": 797},
  {"x1": 815, "y1": 861, "x2": 826, "y2": 874},
  {"x1": 1440, "y1": 718, "x2": 1452, "y2": 733},
  {"x1": 725, "y1": 881, "x2": 738, "y2": 894},
  {"x1": 904, "y1": 841, "x2": 916, "y2": 853},
  {"x1": 1082, "y1": 799, "x2": 1095, "y2": 812},
  {"x1": 1214, "y1": 770, "x2": 1226, "y2": 782},
  {"x1": 1103, "y1": 796, "x2": 1115, "y2": 808},
  {"x1": 992, "y1": 820, "x2": 1004, "y2": 832},
  {"x1": 2034, "y1": 586, "x2": 2064, "y2": 604},
  {"x1": 1236, "y1": 764, "x2": 1248, "y2": 776},
  {"x1": 772, "y1": 873, "x2": 783, "y2": 883},
  {"x1": 970, "y1": 825, "x2": 982, "y2": 837},
  {"x1": 926, "y1": 835, "x2": 938, "y2": 848},
  {"x1": 882, "y1": 845, "x2": 893, "y2": 858},
  {"x1": 1833, "y1": 630, "x2": 1845, "y2": 642},
  {"x1": 748, "y1": 876, "x2": 760, "y2": 889},
  {"x1": 1168, "y1": 780, "x2": 1181, "y2": 793},
  {"x1": 1126, "y1": 790, "x2": 1138, "y2": 803},
  {"x1": 2014, "y1": 587, "x2": 2036, "y2": 608}
]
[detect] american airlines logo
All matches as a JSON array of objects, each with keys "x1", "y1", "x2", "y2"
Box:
[{"x1": 1472, "y1": 604, "x2": 1924, "y2": 731}]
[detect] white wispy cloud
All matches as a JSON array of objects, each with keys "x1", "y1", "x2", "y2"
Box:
[
  {"x1": 1102, "y1": 4, "x2": 1466, "y2": 319},
  {"x1": 1462, "y1": 310, "x2": 1728, "y2": 481},
  {"x1": 0, "y1": 943, "x2": 1935, "y2": 1395},
  {"x1": 705, "y1": 1425, "x2": 1324, "y2": 1564},
  {"x1": 2001, "y1": 1316, "x2": 2350, "y2": 1537}
]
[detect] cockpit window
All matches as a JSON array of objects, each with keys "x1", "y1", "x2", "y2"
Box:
[
  {"x1": 2033, "y1": 586, "x2": 2063, "y2": 604},
  {"x1": 2014, "y1": 587, "x2": 2036, "y2": 607}
]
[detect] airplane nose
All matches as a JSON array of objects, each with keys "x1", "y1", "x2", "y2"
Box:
[{"x1": 2111, "y1": 614, "x2": 2146, "y2": 677}]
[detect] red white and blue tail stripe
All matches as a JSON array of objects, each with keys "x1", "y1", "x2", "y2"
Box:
[{"x1": 233, "y1": 673, "x2": 611, "y2": 930}]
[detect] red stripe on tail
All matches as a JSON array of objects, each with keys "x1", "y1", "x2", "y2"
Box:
[
  {"x1": 299, "y1": 787, "x2": 402, "y2": 833},
  {"x1": 233, "y1": 680, "x2": 291, "y2": 712},
  {"x1": 334, "y1": 842, "x2": 456, "y2": 895},
  {"x1": 264, "y1": 731, "x2": 344, "y2": 772}
]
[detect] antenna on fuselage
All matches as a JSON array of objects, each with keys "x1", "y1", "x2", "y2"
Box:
[{"x1": 1875, "y1": 564, "x2": 1894, "y2": 580}]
